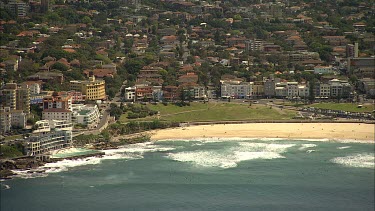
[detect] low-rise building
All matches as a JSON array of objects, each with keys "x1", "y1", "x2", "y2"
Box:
[
  {"x1": 33, "y1": 120, "x2": 73, "y2": 133},
  {"x1": 314, "y1": 65, "x2": 333, "y2": 74},
  {"x1": 124, "y1": 86, "x2": 136, "y2": 101},
  {"x1": 25, "y1": 130, "x2": 72, "y2": 156},
  {"x1": 221, "y1": 80, "x2": 253, "y2": 99},
  {"x1": 329, "y1": 79, "x2": 352, "y2": 98},
  {"x1": 72, "y1": 104, "x2": 100, "y2": 128}
]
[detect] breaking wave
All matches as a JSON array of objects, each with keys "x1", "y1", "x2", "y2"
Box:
[
  {"x1": 298, "y1": 144, "x2": 317, "y2": 151},
  {"x1": 331, "y1": 153, "x2": 375, "y2": 169},
  {"x1": 337, "y1": 146, "x2": 351, "y2": 150},
  {"x1": 12, "y1": 142, "x2": 176, "y2": 178},
  {"x1": 166, "y1": 142, "x2": 295, "y2": 168}
]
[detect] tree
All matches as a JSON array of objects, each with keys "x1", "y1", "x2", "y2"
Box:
[{"x1": 51, "y1": 62, "x2": 69, "y2": 71}]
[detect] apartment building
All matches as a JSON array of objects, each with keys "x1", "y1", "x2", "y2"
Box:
[
  {"x1": 72, "y1": 104, "x2": 100, "y2": 128},
  {"x1": 70, "y1": 76, "x2": 106, "y2": 100},
  {"x1": 42, "y1": 93, "x2": 73, "y2": 122},
  {"x1": 0, "y1": 83, "x2": 30, "y2": 114},
  {"x1": 221, "y1": 80, "x2": 253, "y2": 99},
  {"x1": 25, "y1": 130, "x2": 72, "y2": 156}
]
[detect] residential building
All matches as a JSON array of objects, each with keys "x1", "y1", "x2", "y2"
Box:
[
  {"x1": 317, "y1": 83, "x2": 331, "y2": 98},
  {"x1": 314, "y1": 65, "x2": 333, "y2": 74},
  {"x1": 329, "y1": 79, "x2": 352, "y2": 98},
  {"x1": 264, "y1": 78, "x2": 281, "y2": 97},
  {"x1": 10, "y1": 109, "x2": 27, "y2": 129},
  {"x1": 27, "y1": 72, "x2": 64, "y2": 84},
  {"x1": 163, "y1": 86, "x2": 178, "y2": 101},
  {"x1": 43, "y1": 93, "x2": 72, "y2": 111},
  {"x1": 245, "y1": 39, "x2": 264, "y2": 52},
  {"x1": 286, "y1": 82, "x2": 299, "y2": 98},
  {"x1": 221, "y1": 80, "x2": 253, "y2": 99},
  {"x1": 5, "y1": 0, "x2": 28, "y2": 17},
  {"x1": 33, "y1": 120, "x2": 73, "y2": 134},
  {"x1": 42, "y1": 109, "x2": 72, "y2": 122},
  {"x1": 346, "y1": 43, "x2": 358, "y2": 58},
  {"x1": 70, "y1": 75, "x2": 106, "y2": 100},
  {"x1": 0, "y1": 83, "x2": 30, "y2": 114},
  {"x1": 124, "y1": 86, "x2": 136, "y2": 101},
  {"x1": 0, "y1": 107, "x2": 12, "y2": 133},
  {"x1": 252, "y1": 82, "x2": 265, "y2": 97},
  {"x1": 298, "y1": 85, "x2": 309, "y2": 98},
  {"x1": 22, "y1": 81, "x2": 42, "y2": 95},
  {"x1": 181, "y1": 85, "x2": 206, "y2": 100},
  {"x1": 358, "y1": 78, "x2": 375, "y2": 98},
  {"x1": 275, "y1": 86, "x2": 287, "y2": 98},
  {"x1": 24, "y1": 130, "x2": 72, "y2": 156},
  {"x1": 42, "y1": 93, "x2": 73, "y2": 122},
  {"x1": 347, "y1": 57, "x2": 375, "y2": 78},
  {"x1": 72, "y1": 104, "x2": 100, "y2": 128},
  {"x1": 0, "y1": 107, "x2": 27, "y2": 133}
]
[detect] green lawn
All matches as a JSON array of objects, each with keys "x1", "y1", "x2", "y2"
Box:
[
  {"x1": 119, "y1": 102, "x2": 296, "y2": 122},
  {"x1": 309, "y1": 103, "x2": 374, "y2": 112}
]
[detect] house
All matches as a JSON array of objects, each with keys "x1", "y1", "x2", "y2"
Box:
[
  {"x1": 83, "y1": 69, "x2": 116, "y2": 78},
  {"x1": 178, "y1": 73, "x2": 198, "y2": 84},
  {"x1": 163, "y1": 86, "x2": 178, "y2": 101}
]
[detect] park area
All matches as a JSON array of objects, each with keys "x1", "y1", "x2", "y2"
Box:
[{"x1": 119, "y1": 102, "x2": 297, "y2": 123}]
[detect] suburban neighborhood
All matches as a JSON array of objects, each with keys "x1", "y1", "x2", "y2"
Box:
[{"x1": 0, "y1": 0, "x2": 374, "y2": 159}]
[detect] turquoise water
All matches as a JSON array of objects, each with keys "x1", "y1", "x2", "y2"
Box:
[{"x1": 1, "y1": 138, "x2": 374, "y2": 211}]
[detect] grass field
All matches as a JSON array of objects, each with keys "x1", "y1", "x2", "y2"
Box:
[
  {"x1": 309, "y1": 103, "x2": 374, "y2": 112},
  {"x1": 119, "y1": 102, "x2": 297, "y2": 122}
]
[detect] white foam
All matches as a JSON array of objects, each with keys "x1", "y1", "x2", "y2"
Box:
[
  {"x1": 299, "y1": 144, "x2": 317, "y2": 151},
  {"x1": 337, "y1": 146, "x2": 351, "y2": 150},
  {"x1": 167, "y1": 143, "x2": 295, "y2": 168},
  {"x1": 12, "y1": 143, "x2": 177, "y2": 177},
  {"x1": 331, "y1": 153, "x2": 375, "y2": 169},
  {"x1": 11, "y1": 169, "x2": 49, "y2": 179},
  {"x1": 238, "y1": 143, "x2": 296, "y2": 153},
  {"x1": 1, "y1": 183, "x2": 10, "y2": 190}
]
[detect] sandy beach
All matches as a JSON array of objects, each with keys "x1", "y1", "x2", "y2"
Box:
[{"x1": 150, "y1": 123, "x2": 375, "y2": 143}]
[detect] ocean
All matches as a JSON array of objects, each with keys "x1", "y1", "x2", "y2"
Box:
[{"x1": 1, "y1": 138, "x2": 374, "y2": 211}]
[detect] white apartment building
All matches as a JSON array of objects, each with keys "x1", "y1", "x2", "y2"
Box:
[
  {"x1": 221, "y1": 81, "x2": 253, "y2": 98},
  {"x1": 25, "y1": 130, "x2": 72, "y2": 156},
  {"x1": 42, "y1": 109, "x2": 72, "y2": 122},
  {"x1": 0, "y1": 107, "x2": 27, "y2": 134},
  {"x1": 298, "y1": 85, "x2": 309, "y2": 97},
  {"x1": 124, "y1": 86, "x2": 136, "y2": 101},
  {"x1": 72, "y1": 104, "x2": 100, "y2": 128},
  {"x1": 286, "y1": 82, "x2": 299, "y2": 97},
  {"x1": 33, "y1": 120, "x2": 73, "y2": 133}
]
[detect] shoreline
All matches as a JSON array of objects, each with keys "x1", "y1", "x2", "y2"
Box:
[
  {"x1": 150, "y1": 122, "x2": 375, "y2": 143},
  {"x1": 2, "y1": 122, "x2": 373, "y2": 179}
]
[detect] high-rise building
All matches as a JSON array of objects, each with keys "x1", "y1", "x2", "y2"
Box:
[
  {"x1": 6, "y1": 0, "x2": 29, "y2": 17},
  {"x1": 0, "y1": 83, "x2": 30, "y2": 114}
]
